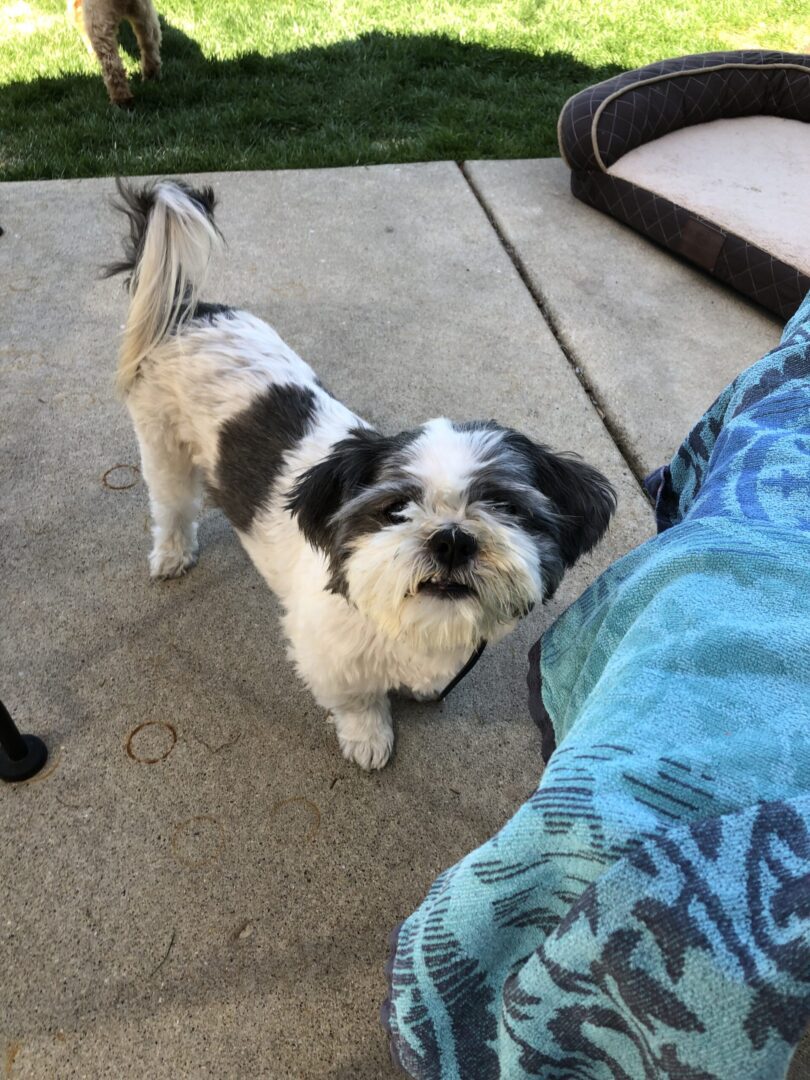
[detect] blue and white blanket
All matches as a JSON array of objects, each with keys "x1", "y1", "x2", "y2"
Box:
[{"x1": 383, "y1": 292, "x2": 810, "y2": 1079}]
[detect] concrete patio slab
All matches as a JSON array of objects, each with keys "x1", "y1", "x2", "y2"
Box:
[
  {"x1": 465, "y1": 158, "x2": 783, "y2": 479},
  {"x1": 0, "y1": 163, "x2": 651, "y2": 1078}
]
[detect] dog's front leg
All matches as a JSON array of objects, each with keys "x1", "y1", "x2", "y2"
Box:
[
  {"x1": 282, "y1": 604, "x2": 396, "y2": 770},
  {"x1": 329, "y1": 694, "x2": 394, "y2": 772}
]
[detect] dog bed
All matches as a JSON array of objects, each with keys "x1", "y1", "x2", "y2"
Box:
[
  {"x1": 558, "y1": 50, "x2": 810, "y2": 319},
  {"x1": 382, "y1": 290, "x2": 810, "y2": 1078}
]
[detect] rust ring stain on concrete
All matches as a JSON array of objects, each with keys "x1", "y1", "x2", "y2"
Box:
[
  {"x1": 5, "y1": 1039, "x2": 22, "y2": 1077},
  {"x1": 21, "y1": 746, "x2": 62, "y2": 785},
  {"x1": 268, "y1": 797, "x2": 321, "y2": 843},
  {"x1": 125, "y1": 721, "x2": 177, "y2": 764},
  {"x1": 171, "y1": 816, "x2": 225, "y2": 869},
  {"x1": 101, "y1": 464, "x2": 140, "y2": 490}
]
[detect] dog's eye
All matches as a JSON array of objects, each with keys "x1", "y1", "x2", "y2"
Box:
[
  {"x1": 492, "y1": 501, "x2": 522, "y2": 518},
  {"x1": 383, "y1": 500, "x2": 409, "y2": 522}
]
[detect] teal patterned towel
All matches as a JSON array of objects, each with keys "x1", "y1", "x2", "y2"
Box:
[{"x1": 383, "y1": 291, "x2": 810, "y2": 1079}]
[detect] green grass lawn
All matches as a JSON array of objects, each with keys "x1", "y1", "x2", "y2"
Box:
[{"x1": 1, "y1": 0, "x2": 806, "y2": 180}]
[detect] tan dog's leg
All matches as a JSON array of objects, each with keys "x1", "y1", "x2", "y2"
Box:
[
  {"x1": 81, "y1": 0, "x2": 134, "y2": 106},
  {"x1": 130, "y1": 0, "x2": 161, "y2": 81}
]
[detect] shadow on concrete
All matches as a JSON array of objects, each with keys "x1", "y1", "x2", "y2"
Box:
[{"x1": 3, "y1": 27, "x2": 622, "y2": 179}]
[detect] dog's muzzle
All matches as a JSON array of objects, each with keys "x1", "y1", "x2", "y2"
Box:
[{"x1": 427, "y1": 526, "x2": 477, "y2": 571}]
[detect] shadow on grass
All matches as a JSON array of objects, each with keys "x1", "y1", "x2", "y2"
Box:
[{"x1": 2, "y1": 26, "x2": 621, "y2": 180}]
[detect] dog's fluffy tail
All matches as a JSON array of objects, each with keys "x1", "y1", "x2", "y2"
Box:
[{"x1": 107, "y1": 178, "x2": 222, "y2": 396}]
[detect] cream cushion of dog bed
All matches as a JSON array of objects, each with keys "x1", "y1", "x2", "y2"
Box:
[{"x1": 608, "y1": 115, "x2": 810, "y2": 277}]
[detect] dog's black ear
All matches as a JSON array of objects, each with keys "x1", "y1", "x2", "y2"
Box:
[
  {"x1": 287, "y1": 427, "x2": 392, "y2": 552},
  {"x1": 504, "y1": 431, "x2": 617, "y2": 567}
]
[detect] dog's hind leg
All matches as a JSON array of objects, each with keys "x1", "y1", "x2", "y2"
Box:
[
  {"x1": 81, "y1": 4, "x2": 134, "y2": 106},
  {"x1": 129, "y1": 0, "x2": 161, "y2": 81},
  {"x1": 132, "y1": 417, "x2": 202, "y2": 580}
]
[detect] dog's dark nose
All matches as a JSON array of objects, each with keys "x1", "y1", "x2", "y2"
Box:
[{"x1": 429, "y1": 526, "x2": 477, "y2": 570}]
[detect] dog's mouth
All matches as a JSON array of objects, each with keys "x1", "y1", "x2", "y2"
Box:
[{"x1": 416, "y1": 578, "x2": 476, "y2": 600}]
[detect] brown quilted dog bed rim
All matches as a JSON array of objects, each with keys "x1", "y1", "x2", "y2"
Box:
[{"x1": 558, "y1": 50, "x2": 810, "y2": 174}]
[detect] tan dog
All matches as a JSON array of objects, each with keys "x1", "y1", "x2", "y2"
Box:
[{"x1": 68, "y1": 0, "x2": 161, "y2": 107}]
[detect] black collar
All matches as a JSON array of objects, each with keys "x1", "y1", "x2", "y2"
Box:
[{"x1": 438, "y1": 641, "x2": 488, "y2": 701}]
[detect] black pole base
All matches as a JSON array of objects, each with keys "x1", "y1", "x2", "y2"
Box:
[{"x1": 0, "y1": 734, "x2": 48, "y2": 783}]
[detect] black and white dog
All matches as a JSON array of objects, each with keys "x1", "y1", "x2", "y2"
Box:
[{"x1": 109, "y1": 179, "x2": 616, "y2": 769}]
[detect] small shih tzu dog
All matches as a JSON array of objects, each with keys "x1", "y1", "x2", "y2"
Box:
[
  {"x1": 107, "y1": 179, "x2": 616, "y2": 769},
  {"x1": 68, "y1": 0, "x2": 161, "y2": 107}
]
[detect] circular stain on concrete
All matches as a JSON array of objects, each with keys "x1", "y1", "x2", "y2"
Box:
[
  {"x1": 102, "y1": 464, "x2": 140, "y2": 490},
  {"x1": 126, "y1": 721, "x2": 177, "y2": 764},
  {"x1": 171, "y1": 816, "x2": 225, "y2": 869},
  {"x1": 21, "y1": 746, "x2": 63, "y2": 784},
  {"x1": 268, "y1": 797, "x2": 321, "y2": 844}
]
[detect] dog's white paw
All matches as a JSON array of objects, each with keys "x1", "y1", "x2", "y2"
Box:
[
  {"x1": 149, "y1": 542, "x2": 198, "y2": 580},
  {"x1": 335, "y1": 710, "x2": 394, "y2": 771},
  {"x1": 338, "y1": 727, "x2": 394, "y2": 770}
]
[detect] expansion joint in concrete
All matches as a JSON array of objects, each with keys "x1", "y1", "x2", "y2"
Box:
[{"x1": 457, "y1": 161, "x2": 648, "y2": 492}]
